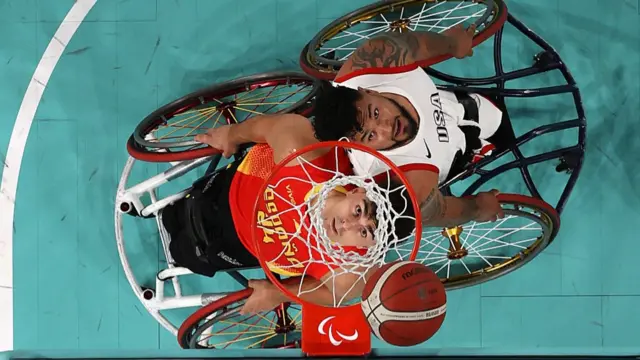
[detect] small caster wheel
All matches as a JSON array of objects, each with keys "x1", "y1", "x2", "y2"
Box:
[{"x1": 141, "y1": 287, "x2": 155, "y2": 301}]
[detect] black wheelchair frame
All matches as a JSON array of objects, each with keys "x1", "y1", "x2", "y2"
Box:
[{"x1": 433, "y1": 14, "x2": 586, "y2": 216}]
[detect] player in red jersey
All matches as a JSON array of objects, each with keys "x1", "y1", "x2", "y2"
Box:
[{"x1": 162, "y1": 113, "x2": 415, "y2": 313}]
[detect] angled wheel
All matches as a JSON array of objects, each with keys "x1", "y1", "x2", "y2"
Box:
[
  {"x1": 300, "y1": 0, "x2": 508, "y2": 80},
  {"x1": 128, "y1": 71, "x2": 317, "y2": 162},
  {"x1": 178, "y1": 289, "x2": 302, "y2": 349},
  {"x1": 391, "y1": 194, "x2": 560, "y2": 289}
]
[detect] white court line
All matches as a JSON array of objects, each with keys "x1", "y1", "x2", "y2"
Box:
[{"x1": 0, "y1": 0, "x2": 97, "y2": 351}]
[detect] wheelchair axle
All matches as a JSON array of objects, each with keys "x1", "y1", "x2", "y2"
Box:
[{"x1": 442, "y1": 226, "x2": 469, "y2": 260}]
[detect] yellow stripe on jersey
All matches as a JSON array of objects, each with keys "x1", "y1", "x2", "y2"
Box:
[
  {"x1": 267, "y1": 261, "x2": 304, "y2": 277},
  {"x1": 304, "y1": 184, "x2": 347, "y2": 202},
  {"x1": 236, "y1": 145, "x2": 275, "y2": 179}
]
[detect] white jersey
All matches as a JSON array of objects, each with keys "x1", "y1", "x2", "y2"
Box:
[{"x1": 334, "y1": 64, "x2": 468, "y2": 183}]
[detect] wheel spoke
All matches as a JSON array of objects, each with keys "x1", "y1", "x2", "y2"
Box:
[
  {"x1": 467, "y1": 245, "x2": 494, "y2": 267},
  {"x1": 421, "y1": 8, "x2": 486, "y2": 33},
  {"x1": 424, "y1": 256, "x2": 448, "y2": 267},
  {"x1": 464, "y1": 216, "x2": 513, "y2": 250},
  {"x1": 161, "y1": 107, "x2": 217, "y2": 130},
  {"x1": 321, "y1": 25, "x2": 390, "y2": 56},
  {"x1": 237, "y1": 101, "x2": 297, "y2": 106},
  {"x1": 461, "y1": 221, "x2": 476, "y2": 249},
  {"x1": 180, "y1": 110, "x2": 218, "y2": 140},
  {"x1": 421, "y1": 1, "x2": 463, "y2": 32},
  {"x1": 411, "y1": 2, "x2": 431, "y2": 31},
  {"x1": 218, "y1": 318, "x2": 273, "y2": 331},
  {"x1": 433, "y1": 259, "x2": 452, "y2": 274},
  {"x1": 156, "y1": 110, "x2": 214, "y2": 141},
  {"x1": 221, "y1": 315, "x2": 270, "y2": 349},
  {"x1": 466, "y1": 221, "x2": 540, "y2": 253},
  {"x1": 240, "y1": 87, "x2": 308, "y2": 104},
  {"x1": 246, "y1": 332, "x2": 280, "y2": 349},
  {"x1": 256, "y1": 86, "x2": 310, "y2": 116},
  {"x1": 234, "y1": 86, "x2": 260, "y2": 102},
  {"x1": 458, "y1": 257, "x2": 472, "y2": 274},
  {"x1": 245, "y1": 84, "x2": 279, "y2": 116},
  {"x1": 471, "y1": 236, "x2": 540, "y2": 253},
  {"x1": 465, "y1": 254, "x2": 512, "y2": 260},
  {"x1": 331, "y1": 24, "x2": 390, "y2": 41}
]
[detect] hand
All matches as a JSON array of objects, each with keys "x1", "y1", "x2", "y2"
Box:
[
  {"x1": 444, "y1": 24, "x2": 476, "y2": 59},
  {"x1": 473, "y1": 189, "x2": 504, "y2": 222},
  {"x1": 194, "y1": 125, "x2": 237, "y2": 158},
  {"x1": 239, "y1": 279, "x2": 287, "y2": 315}
]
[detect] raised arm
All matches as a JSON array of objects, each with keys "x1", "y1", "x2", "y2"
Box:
[
  {"x1": 404, "y1": 169, "x2": 503, "y2": 228},
  {"x1": 336, "y1": 25, "x2": 475, "y2": 79},
  {"x1": 195, "y1": 113, "x2": 319, "y2": 162}
]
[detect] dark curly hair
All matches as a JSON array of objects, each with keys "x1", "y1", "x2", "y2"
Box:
[{"x1": 311, "y1": 80, "x2": 363, "y2": 141}]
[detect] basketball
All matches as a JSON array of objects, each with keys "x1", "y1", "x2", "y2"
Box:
[{"x1": 361, "y1": 261, "x2": 446, "y2": 346}]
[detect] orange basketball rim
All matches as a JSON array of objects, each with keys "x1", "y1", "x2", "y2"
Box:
[{"x1": 251, "y1": 140, "x2": 422, "y2": 356}]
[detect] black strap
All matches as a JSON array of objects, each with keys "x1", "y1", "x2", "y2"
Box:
[
  {"x1": 444, "y1": 91, "x2": 483, "y2": 181},
  {"x1": 453, "y1": 91, "x2": 479, "y2": 123},
  {"x1": 183, "y1": 191, "x2": 213, "y2": 264},
  {"x1": 183, "y1": 156, "x2": 246, "y2": 263}
]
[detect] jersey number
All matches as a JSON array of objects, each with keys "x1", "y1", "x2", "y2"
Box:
[{"x1": 257, "y1": 187, "x2": 303, "y2": 269}]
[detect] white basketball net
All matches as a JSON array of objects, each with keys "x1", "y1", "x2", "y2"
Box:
[{"x1": 256, "y1": 147, "x2": 417, "y2": 307}]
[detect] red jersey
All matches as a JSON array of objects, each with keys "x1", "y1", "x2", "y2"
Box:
[{"x1": 229, "y1": 144, "x2": 361, "y2": 279}]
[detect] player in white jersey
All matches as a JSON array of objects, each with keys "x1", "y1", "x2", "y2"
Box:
[{"x1": 310, "y1": 25, "x2": 505, "y2": 227}]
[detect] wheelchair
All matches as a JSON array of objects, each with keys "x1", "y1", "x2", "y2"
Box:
[{"x1": 116, "y1": 0, "x2": 585, "y2": 350}]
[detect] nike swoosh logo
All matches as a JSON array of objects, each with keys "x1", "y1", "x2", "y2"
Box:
[{"x1": 423, "y1": 139, "x2": 432, "y2": 158}]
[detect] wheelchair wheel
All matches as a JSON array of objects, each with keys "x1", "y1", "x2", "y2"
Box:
[
  {"x1": 300, "y1": 0, "x2": 508, "y2": 80},
  {"x1": 128, "y1": 71, "x2": 317, "y2": 162},
  {"x1": 178, "y1": 289, "x2": 302, "y2": 349},
  {"x1": 393, "y1": 194, "x2": 560, "y2": 290}
]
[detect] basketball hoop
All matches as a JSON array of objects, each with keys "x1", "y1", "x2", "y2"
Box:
[{"x1": 251, "y1": 140, "x2": 422, "y2": 356}]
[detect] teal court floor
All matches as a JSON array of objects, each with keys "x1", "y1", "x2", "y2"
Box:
[{"x1": 0, "y1": 0, "x2": 639, "y2": 356}]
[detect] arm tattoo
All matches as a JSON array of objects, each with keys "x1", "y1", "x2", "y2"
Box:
[
  {"x1": 396, "y1": 32, "x2": 422, "y2": 59},
  {"x1": 348, "y1": 31, "x2": 455, "y2": 72},
  {"x1": 420, "y1": 189, "x2": 480, "y2": 228},
  {"x1": 350, "y1": 35, "x2": 414, "y2": 70}
]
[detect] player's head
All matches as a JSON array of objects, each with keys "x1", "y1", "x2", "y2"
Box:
[
  {"x1": 321, "y1": 179, "x2": 415, "y2": 248},
  {"x1": 312, "y1": 80, "x2": 418, "y2": 151}
]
